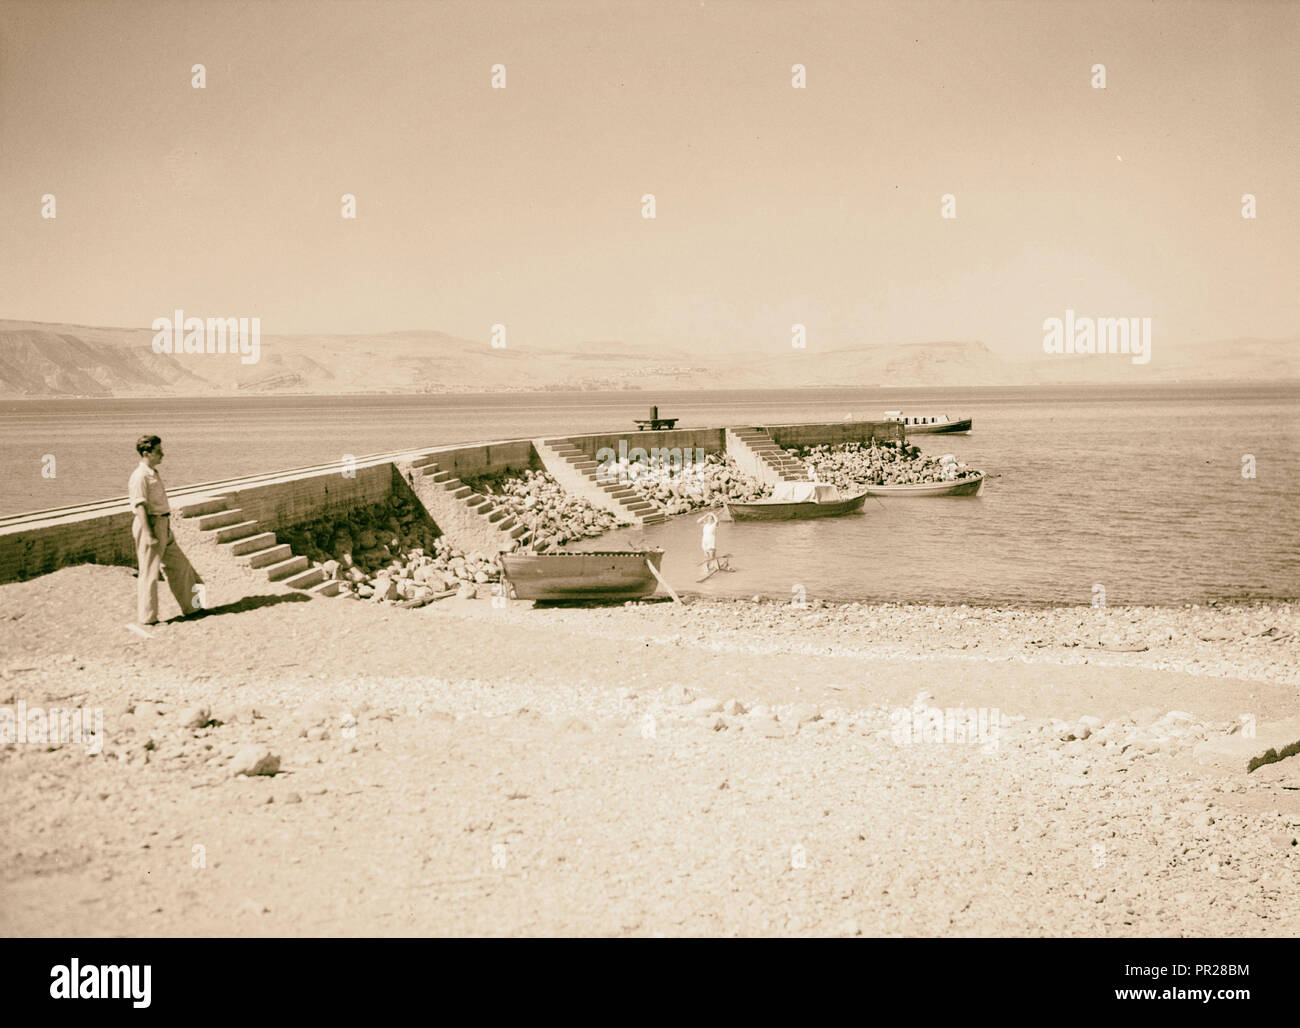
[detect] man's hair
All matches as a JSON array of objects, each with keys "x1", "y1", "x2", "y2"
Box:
[{"x1": 136, "y1": 435, "x2": 162, "y2": 456}]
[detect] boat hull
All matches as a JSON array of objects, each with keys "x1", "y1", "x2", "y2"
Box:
[
  {"x1": 863, "y1": 473, "x2": 984, "y2": 497},
  {"x1": 725, "y1": 491, "x2": 869, "y2": 521},
  {"x1": 903, "y1": 418, "x2": 972, "y2": 435},
  {"x1": 501, "y1": 550, "x2": 664, "y2": 600}
]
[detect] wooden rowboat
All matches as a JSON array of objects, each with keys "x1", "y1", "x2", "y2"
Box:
[
  {"x1": 862, "y1": 472, "x2": 984, "y2": 497},
  {"x1": 725, "y1": 481, "x2": 868, "y2": 521},
  {"x1": 500, "y1": 549, "x2": 665, "y2": 600}
]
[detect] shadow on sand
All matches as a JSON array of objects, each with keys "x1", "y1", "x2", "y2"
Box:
[{"x1": 169, "y1": 592, "x2": 313, "y2": 622}]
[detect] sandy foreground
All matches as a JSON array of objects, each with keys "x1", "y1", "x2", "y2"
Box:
[{"x1": 1, "y1": 565, "x2": 1297, "y2": 937}]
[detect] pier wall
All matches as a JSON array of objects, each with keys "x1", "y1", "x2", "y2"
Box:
[
  {"x1": 553, "y1": 429, "x2": 727, "y2": 459},
  {"x1": 0, "y1": 507, "x2": 138, "y2": 583},
  {"x1": 212, "y1": 462, "x2": 396, "y2": 535},
  {"x1": 768, "y1": 421, "x2": 906, "y2": 449}
]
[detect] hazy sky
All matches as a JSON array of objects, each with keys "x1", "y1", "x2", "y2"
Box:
[{"x1": 2, "y1": 0, "x2": 1296, "y2": 355}]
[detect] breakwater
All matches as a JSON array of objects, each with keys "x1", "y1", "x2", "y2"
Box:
[{"x1": 0, "y1": 420, "x2": 904, "y2": 591}]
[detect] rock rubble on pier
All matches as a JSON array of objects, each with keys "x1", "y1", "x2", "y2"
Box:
[{"x1": 792, "y1": 440, "x2": 981, "y2": 487}]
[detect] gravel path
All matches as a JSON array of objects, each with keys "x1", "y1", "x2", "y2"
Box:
[{"x1": 1, "y1": 566, "x2": 1296, "y2": 936}]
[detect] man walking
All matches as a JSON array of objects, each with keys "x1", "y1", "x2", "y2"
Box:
[{"x1": 128, "y1": 435, "x2": 204, "y2": 625}]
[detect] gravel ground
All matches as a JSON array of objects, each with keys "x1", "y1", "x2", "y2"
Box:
[{"x1": 1, "y1": 566, "x2": 1297, "y2": 937}]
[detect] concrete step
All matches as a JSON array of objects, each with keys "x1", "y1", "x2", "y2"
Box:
[
  {"x1": 265, "y1": 554, "x2": 309, "y2": 581},
  {"x1": 244, "y1": 544, "x2": 293, "y2": 568},
  {"x1": 176, "y1": 498, "x2": 230, "y2": 518},
  {"x1": 465, "y1": 494, "x2": 491, "y2": 510},
  {"x1": 626, "y1": 500, "x2": 654, "y2": 512},
  {"x1": 309, "y1": 579, "x2": 342, "y2": 598},
  {"x1": 212, "y1": 520, "x2": 262, "y2": 543},
  {"x1": 429, "y1": 469, "x2": 452, "y2": 482},
  {"x1": 533, "y1": 540, "x2": 550, "y2": 553},
  {"x1": 487, "y1": 508, "x2": 509, "y2": 523},
  {"x1": 607, "y1": 488, "x2": 636, "y2": 499},
  {"x1": 284, "y1": 566, "x2": 326, "y2": 589},
  {"x1": 229, "y1": 531, "x2": 277, "y2": 556},
  {"x1": 640, "y1": 514, "x2": 667, "y2": 525},
  {"x1": 498, "y1": 516, "x2": 518, "y2": 531},
  {"x1": 508, "y1": 523, "x2": 529, "y2": 538},
  {"x1": 194, "y1": 508, "x2": 245, "y2": 530},
  {"x1": 449, "y1": 485, "x2": 472, "y2": 499},
  {"x1": 409, "y1": 455, "x2": 440, "y2": 470}
]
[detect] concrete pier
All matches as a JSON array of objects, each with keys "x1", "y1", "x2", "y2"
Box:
[{"x1": 0, "y1": 420, "x2": 904, "y2": 587}]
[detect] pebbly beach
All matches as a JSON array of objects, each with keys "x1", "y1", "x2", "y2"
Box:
[{"x1": 1, "y1": 560, "x2": 1297, "y2": 937}]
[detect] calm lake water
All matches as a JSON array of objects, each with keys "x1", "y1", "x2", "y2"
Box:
[{"x1": 2, "y1": 385, "x2": 1297, "y2": 605}]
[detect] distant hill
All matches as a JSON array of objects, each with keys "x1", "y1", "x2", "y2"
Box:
[{"x1": 0, "y1": 319, "x2": 1294, "y2": 396}]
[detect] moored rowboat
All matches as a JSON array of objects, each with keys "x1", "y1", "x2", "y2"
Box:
[
  {"x1": 500, "y1": 549, "x2": 664, "y2": 600},
  {"x1": 725, "y1": 481, "x2": 868, "y2": 521},
  {"x1": 862, "y1": 472, "x2": 984, "y2": 496}
]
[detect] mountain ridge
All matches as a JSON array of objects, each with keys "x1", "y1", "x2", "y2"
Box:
[{"x1": 0, "y1": 319, "x2": 1294, "y2": 397}]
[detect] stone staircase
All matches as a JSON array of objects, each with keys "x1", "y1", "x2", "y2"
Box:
[
  {"x1": 725, "y1": 427, "x2": 808, "y2": 486},
  {"x1": 533, "y1": 438, "x2": 666, "y2": 525},
  {"x1": 175, "y1": 498, "x2": 342, "y2": 597},
  {"x1": 398, "y1": 455, "x2": 542, "y2": 552}
]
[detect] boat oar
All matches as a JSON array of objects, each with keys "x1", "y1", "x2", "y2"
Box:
[{"x1": 645, "y1": 558, "x2": 681, "y2": 604}]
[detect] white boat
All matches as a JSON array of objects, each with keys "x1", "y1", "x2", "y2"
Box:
[
  {"x1": 725, "y1": 480, "x2": 868, "y2": 521},
  {"x1": 883, "y1": 410, "x2": 972, "y2": 434}
]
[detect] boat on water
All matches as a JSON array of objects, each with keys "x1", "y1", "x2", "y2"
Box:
[
  {"x1": 499, "y1": 549, "x2": 665, "y2": 601},
  {"x1": 725, "y1": 481, "x2": 868, "y2": 521},
  {"x1": 883, "y1": 410, "x2": 972, "y2": 434},
  {"x1": 862, "y1": 472, "x2": 985, "y2": 496}
]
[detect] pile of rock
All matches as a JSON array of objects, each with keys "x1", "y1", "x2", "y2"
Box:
[
  {"x1": 278, "y1": 496, "x2": 503, "y2": 603},
  {"x1": 488, "y1": 469, "x2": 619, "y2": 549},
  {"x1": 282, "y1": 491, "x2": 437, "y2": 572},
  {"x1": 618, "y1": 452, "x2": 770, "y2": 515},
  {"x1": 790, "y1": 440, "x2": 980, "y2": 488},
  {"x1": 330, "y1": 535, "x2": 502, "y2": 603}
]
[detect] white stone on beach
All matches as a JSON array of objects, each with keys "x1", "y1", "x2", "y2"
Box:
[
  {"x1": 180, "y1": 703, "x2": 211, "y2": 729},
  {"x1": 230, "y1": 745, "x2": 280, "y2": 777},
  {"x1": 664, "y1": 684, "x2": 695, "y2": 706},
  {"x1": 681, "y1": 697, "x2": 723, "y2": 718}
]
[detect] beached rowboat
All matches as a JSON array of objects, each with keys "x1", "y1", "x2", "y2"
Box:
[
  {"x1": 725, "y1": 481, "x2": 868, "y2": 521},
  {"x1": 500, "y1": 549, "x2": 665, "y2": 600},
  {"x1": 862, "y1": 472, "x2": 984, "y2": 497}
]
